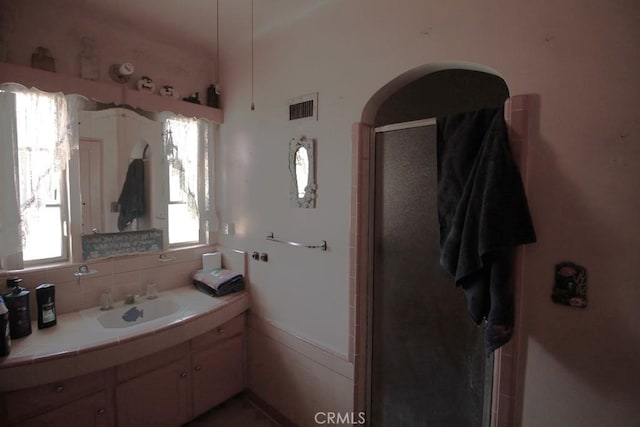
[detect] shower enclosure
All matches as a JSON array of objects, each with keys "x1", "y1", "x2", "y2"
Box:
[{"x1": 363, "y1": 69, "x2": 510, "y2": 426}]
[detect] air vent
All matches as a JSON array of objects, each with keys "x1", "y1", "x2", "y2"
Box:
[{"x1": 288, "y1": 92, "x2": 318, "y2": 121}]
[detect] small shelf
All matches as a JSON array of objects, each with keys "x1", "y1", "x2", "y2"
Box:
[
  {"x1": 123, "y1": 89, "x2": 222, "y2": 123},
  {"x1": 0, "y1": 62, "x2": 223, "y2": 124}
]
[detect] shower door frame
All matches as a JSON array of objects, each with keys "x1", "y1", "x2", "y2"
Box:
[{"x1": 368, "y1": 117, "x2": 493, "y2": 427}]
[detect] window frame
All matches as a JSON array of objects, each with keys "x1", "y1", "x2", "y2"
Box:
[
  {"x1": 164, "y1": 116, "x2": 211, "y2": 248},
  {"x1": 11, "y1": 88, "x2": 71, "y2": 267},
  {"x1": 21, "y1": 166, "x2": 70, "y2": 267}
]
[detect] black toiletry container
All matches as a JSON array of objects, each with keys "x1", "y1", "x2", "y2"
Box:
[
  {"x1": 0, "y1": 296, "x2": 10, "y2": 357},
  {"x1": 36, "y1": 284, "x2": 57, "y2": 329},
  {"x1": 4, "y1": 277, "x2": 32, "y2": 339},
  {"x1": 207, "y1": 84, "x2": 220, "y2": 108}
]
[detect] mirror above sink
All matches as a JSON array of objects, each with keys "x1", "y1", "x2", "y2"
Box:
[
  {"x1": 77, "y1": 104, "x2": 164, "y2": 234},
  {"x1": 0, "y1": 62, "x2": 220, "y2": 262}
]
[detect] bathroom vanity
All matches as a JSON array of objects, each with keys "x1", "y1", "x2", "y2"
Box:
[{"x1": 0, "y1": 287, "x2": 248, "y2": 426}]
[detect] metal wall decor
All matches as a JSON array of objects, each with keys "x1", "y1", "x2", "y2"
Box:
[{"x1": 552, "y1": 262, "x2": 587, "y2": 308}]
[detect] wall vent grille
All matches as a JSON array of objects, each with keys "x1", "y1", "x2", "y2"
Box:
[{"x1": 288, "y1": 93, "x2": 318, "y2": 121}]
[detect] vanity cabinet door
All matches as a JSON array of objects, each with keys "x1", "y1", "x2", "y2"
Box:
[
  {"x1": 3, "y1": 370, "x2": 107, "y2": 425},
  {"x1": 17, "y1": 391, "x2": 110, "y2": 427},
  {"x1": 116, "y1": 357, "x2": 190, "y2": 427},
  {"x1": 191, "y1": 334, "x2": 245, "y2": 418}
]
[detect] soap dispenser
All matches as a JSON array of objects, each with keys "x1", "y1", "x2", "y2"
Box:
[
  {"x1": 0, "y1": 296, "x2": 10, "y2": 357},
  {"x1": 4, "y1": 277, "x2": 32, "y2": 339}
]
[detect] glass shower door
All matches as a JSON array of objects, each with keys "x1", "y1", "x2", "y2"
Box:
[{"x1": 370, "y1": 123, "x2": 493, "y2": 427}]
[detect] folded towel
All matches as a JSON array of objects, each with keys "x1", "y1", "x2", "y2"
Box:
[{"x1": 192, "y1": 268, "x2": 244, "y2": 297}]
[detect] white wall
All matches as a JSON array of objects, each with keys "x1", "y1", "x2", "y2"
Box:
[
  {"x1": 3, "y1": 0, "x2": 640, "y2": 425},
  {"x1": 217, "y1": 1, "x2": 640, "y2": 426}
]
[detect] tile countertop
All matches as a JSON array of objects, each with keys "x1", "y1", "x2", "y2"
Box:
[{"x1": 0, "y1": 286, "x2": 249, "y2": 392}]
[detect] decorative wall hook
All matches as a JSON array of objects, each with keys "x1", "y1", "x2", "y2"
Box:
[{"x1": 552, "y1": 262, "x2": 587, "y2": 308}]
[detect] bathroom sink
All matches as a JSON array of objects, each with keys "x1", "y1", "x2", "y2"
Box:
[{"x1": 97, "y1": 298, "x2": 180, "y2": 329}]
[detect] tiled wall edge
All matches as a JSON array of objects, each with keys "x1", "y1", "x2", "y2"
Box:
[
  {"x1": 491, "y1": 94, "x2": 531, "y2": 427},
  {"x1": 0, "y1": 244, "x2": 216, "y2": 279},
  {"x1": 0, "y1": 244, "x2": 217, "y2": 316},
  {"x1": 247, "y1": 312, "x2": 354, "y2": 381},
  {"x1": 351, "y1": 122, "x2": 374, "y2": 416}
]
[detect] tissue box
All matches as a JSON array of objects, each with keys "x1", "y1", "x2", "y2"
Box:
[{"x1": 202, "y1": 252, "x2": 221, "y2": 270}]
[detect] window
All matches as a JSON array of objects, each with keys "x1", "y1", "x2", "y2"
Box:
[
  {"x1": 164, "y1": 117, "x2": 210, "y2": 245},
  {"x1": 16, "y1": 91, "x2": 69, "y2": 262},
  {"x1": 0, "y1": 87, "x2": 70, "y2": 266}
]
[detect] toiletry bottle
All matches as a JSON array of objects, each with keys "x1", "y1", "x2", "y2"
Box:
[
  {"x1": 4, "y1": 277, "x2": 32, "y2": 339},
  {"x1": 0, "y1": 296, "x2": 10, "y2": 357},
  {"x1": 36, "y1": 284, "x2": 57, "y2": 329},
  {"x1": 207, "y1": 84, "x2": 220, "y2": 108}
]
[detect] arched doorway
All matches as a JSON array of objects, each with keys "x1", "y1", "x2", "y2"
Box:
[{"x1": 352, "y1": 64, "x2": 517, "y2": 426}]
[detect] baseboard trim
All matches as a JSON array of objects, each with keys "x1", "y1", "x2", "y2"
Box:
[{"x1": 245, "y1": 390, "x2": 298, "y2": 427}]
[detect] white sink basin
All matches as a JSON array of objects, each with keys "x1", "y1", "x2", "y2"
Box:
[{"x1": 98, "y1": 298, "x2": 179, "y2": 329}]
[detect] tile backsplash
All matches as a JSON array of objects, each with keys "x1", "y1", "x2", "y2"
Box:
[{"x1": 0, "y1": 245, "x2": 216, "y2": 319}]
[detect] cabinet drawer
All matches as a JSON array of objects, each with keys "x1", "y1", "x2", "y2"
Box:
[
  {"x1": 190, "y1": 314, "x2": 245, "y2": 352},
  {"x1": 117, "y1": 342, "x2": 188, "y2": 383},
  {"x1": 16, "y1": 391, "x2": 110, "y2": 427},
  {"x1": 4, "y1": 370, "x2": 106, "y2": 423}
]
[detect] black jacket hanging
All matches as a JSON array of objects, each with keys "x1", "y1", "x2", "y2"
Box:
[{"x1": 117, "y1": 158, "x2": 146, "y2": 231}]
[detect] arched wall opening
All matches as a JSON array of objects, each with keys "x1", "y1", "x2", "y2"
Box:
[
  {"x1": 361, "y1": 61, "x2": 509, "y2": 124},
  {"x1": 352, "y1": 63, "x2": 522, "y2": 427}
]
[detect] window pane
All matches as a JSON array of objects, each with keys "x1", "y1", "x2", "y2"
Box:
[
  {"x1": 22, "y1": 206, "x2": 62, "y2": 260},
  {"x1": 166, "y1": 118, "x2": 200, "y2": 245},
  {"x1": 168, "y1": 204, "x2": 199, "y2": 244},
  {"x1": 15, "y1": 91, "x2": 65, "y2": 261}
]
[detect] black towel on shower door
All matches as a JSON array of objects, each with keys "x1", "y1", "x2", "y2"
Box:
[
  {"x1": 436, "y1": 106, "x2": 536, "y2": 353},
  {"x1": 117, "y1": 158, "x2": 146, "y2": 231}
]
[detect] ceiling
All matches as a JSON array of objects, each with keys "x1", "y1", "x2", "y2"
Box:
[{"x1": 61, "y1": 0, "x2": 331, "y2": 55}]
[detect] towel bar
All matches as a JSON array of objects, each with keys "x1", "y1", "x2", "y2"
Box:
[{"x1": 266, "y1": 232, "x2": 327, "y2": 251}]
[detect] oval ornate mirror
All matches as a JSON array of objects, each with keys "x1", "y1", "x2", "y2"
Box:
[
  {"x1": 295, "y1": 146, "x2": 309, "y2": 198},
  {"x1": 289, "y1": 136, "x2": 316, "y2": 208}
]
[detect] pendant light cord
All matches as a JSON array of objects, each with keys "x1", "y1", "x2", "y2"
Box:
[
  {"x1": 216, "y1": 0, "x2": 219, "y2": 86},
  {"x1": 250, "y1": 0, "x2": 255, "y2": 111}
]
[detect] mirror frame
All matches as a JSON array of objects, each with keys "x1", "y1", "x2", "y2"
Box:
[{"x1": 289, "y1": 136, "x2": 316, "y2": 208}]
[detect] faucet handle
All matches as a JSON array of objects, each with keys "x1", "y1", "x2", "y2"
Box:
[{"x1": 124, "y1": 294, "x2": 139, "y2": 305}]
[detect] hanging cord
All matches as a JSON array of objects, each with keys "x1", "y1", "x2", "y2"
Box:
[
  {"x1": 215, "y1": 0, "x2": 219, "y2": 87},
  {"x1": 250, "y1": 0, "x2": 255, "y2": 111}
]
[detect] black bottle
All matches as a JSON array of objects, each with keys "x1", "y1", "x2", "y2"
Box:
[
  {"x1": 0, "y1": 296, "x2": 10, "y2": 357},
  {"x1": 4, "y1": 277, "x2": 32, "y2": 339},
  {"x1": 36, "y1": 284, "x2": 57, "y2": 329},
  {"x1": 207, "y1": 84, "x2": 220, "y2": 108}
]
